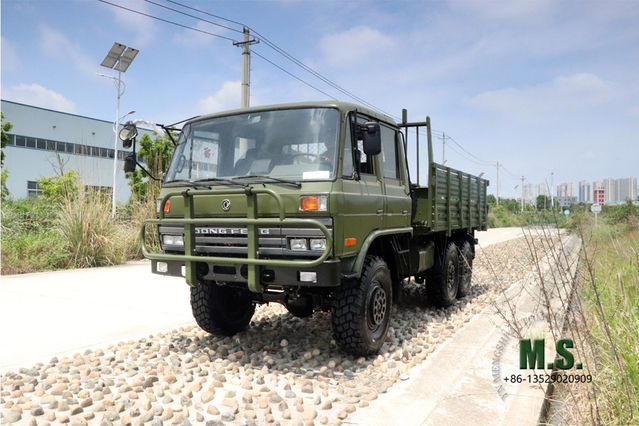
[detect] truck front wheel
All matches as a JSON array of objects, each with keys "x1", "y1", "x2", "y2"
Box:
[
  {"x1": 331, "y1": 255, "x2": 392, "y2": 356},
  {"x1": 190, "y1": 281, "x2": 255, "y2": 336},
  {"x1": 426, "y1": 242, "x2": 459, "y2": 307}
]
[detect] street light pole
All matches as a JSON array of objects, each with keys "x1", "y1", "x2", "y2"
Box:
[{"x1": 98, "y1": 42, "x2": 139, "y2": 217}]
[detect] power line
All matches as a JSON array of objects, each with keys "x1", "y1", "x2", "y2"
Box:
[
  {"x1": 447, "y1": 136, "x2": 495, "y2": 166},
  {"x1": 154, "y1": 0, "x2": 397, "y2": 118},
  {"x1": 142, "y1": 0, "x2": 244, "y2": 34},
  {"x1": 97, "y1": 0, "x2": 238, "y2": 42},
  {"x1": 446, "y1": 144, "x2": 495, "y2": 168},
  {"x1": 164, "y1": 0, "x2": 244, "y2": 27},
  {"x1": 500, "y1": 164, "x2": 520, "y2": 180},
  {"x1": 251, "y1": 51, "x2": 337, "y2": 101}
]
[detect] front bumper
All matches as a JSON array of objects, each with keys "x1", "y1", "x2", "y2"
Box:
[{"x1": 151, "y1": 257, "x2": 341, "y2": 288}]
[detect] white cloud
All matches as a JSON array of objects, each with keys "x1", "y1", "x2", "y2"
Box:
[
  {"x1": 39, "y1": 26, "x2": 94, "y2": 74},
  {"x1": 103, "y1": 0, "x2": 157, "y2": 47},
  {"x1": 318, "y1": 26, "x2": 395, "y2": 68},
  {"x1": 463, "y1": 73, "x2": 623, "y2": 122},
  {"x1": 447, "y1": 0, "x2": 553, "y2": 21},
  {"x1": 1, "y1": 37, "x2": 19, "y2": 71},
  {"x1": 2, "y1": 84, "x2": 77, "y2": 113},
  {"x1": 197, "y1": 81, "x2": 242, "y2": 114}
]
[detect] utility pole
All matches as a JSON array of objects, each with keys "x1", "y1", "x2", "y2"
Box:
[
  {"x1": 521, "y1": 176, "x2": 526, "y2": 212},
  {"x1": 234, "y1": 27, "x2": 259, "y2": 108},
  {"x1": 495, "y1": 162, "x2": 500, "y2": 205},
  {"x1": 439, "y1": 133, "x2": 448, "y2": 165}
]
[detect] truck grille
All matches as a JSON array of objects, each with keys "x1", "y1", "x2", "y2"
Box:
[{"x1": 158, "y1": 218, "x2": 332, "y2": 258}]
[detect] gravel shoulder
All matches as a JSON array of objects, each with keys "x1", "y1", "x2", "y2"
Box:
[{"x1": 1, "y1": 229, "x2": 557, "y2": 426}]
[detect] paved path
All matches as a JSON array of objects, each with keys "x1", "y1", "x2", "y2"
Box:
[{"x1": 0, "y1": 261, "x2": 192, "y2": 372}]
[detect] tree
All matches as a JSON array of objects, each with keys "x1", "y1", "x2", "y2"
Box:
[
  {"x1": 501, "y1": 198, "x2": 520, "y2": 213},
  {"x1": 126, "y1": 132, "x2": 174, "y2": 202},
  {"x1": 1, "y1": 112, "x2": 14, "y2": 199},
  {"x1": 487, "y1": 194, "x2": 497, "y2": 206},
  {"x1": 536, "y1": 195, "x2": 550, "y2": 211},
  {"x1": 37, "y1": 170, "x2": 80, "y2": 201}
]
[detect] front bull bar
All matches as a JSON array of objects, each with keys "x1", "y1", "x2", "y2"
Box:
[{"x1": 140, "y1": 186, "x2": 333, "y2": 293}]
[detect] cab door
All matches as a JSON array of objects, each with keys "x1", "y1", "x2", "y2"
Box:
[
  {"x1": 380, "y1": 124, "x2": 411, "y2": 229},
  {"x1": 339, "y1": 115, "x2": 384, "y2": 258}
]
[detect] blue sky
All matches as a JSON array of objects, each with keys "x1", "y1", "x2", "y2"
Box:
[{"x1": 2, "y1": 0, "x2": 638, "y2": 199}]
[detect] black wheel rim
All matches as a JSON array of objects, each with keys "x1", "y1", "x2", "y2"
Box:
[{"x1": 367, "y1": 282, "x2": 387, "y2": 331}]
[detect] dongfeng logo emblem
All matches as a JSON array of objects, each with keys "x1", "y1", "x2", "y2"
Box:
[{"x1": 221, "y1": 199, "x2": 231, "y2": 211}]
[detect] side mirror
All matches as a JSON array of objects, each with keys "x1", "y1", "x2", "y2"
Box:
[
  {"x1": 119, "y1": 122, "x2": 138, "y2": 149},
  {"x1": 124, "y1": 153, "x2": 137, "y2": 176},
  {"x1": 362, "y1": 121, "x2": 381, "y2": 156}
]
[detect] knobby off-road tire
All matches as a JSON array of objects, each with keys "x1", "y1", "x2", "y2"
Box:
[
  {"x1": 190, "y1": 281, "x2": 255, "y2": 336},
  {"x1": 457, "y1": 241, "x2": 474, "y2": 297},
  {"x1": 331, "y1": 255, "x2": 392, "y2": 356},
  {"x1": 426, "y1": 242, "x2": 460, "y2": 307}
]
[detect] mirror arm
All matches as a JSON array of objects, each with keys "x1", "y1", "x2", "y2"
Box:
[
  {"x1": 160, "y1": 124, "x2": 178, "y2": 146},
  {"x1": 135, "y1": 161, "x2": 162, "y2": 182}
]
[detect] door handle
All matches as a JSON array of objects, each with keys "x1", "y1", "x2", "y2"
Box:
[
  {"x1": 402, "y1": 210, "x2": 408, "y2": 215},
  {"x1": 377, "y1": 209, "x2": 383, "y2": 215}
]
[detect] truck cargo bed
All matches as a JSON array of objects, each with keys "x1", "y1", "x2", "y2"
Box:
[{"x1": 412, "y1": 162, "x2": 489, "y2": 235}]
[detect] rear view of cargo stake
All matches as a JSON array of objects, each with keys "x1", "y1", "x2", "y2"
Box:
[{"x1": 120, "y1": 101, "x2": 488, "y2": 356}]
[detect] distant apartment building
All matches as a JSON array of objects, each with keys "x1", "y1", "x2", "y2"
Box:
[
  {"x1": 556, "y1": 196, "x2": 578, "y2": 207},
  {"x1": 538, "y1": 183, "x2": 546, "y2": 196},
  {"x1": 616, "y1": 177, "x2": 638, "y2": 202},
  {"x1": 594, "y1": 188, "x2": 605, "y2": 205},
  {"x1": 603, "y1": 178, "x2": 615, "y2": 204},
  {"x1": 578, "y1": 180, "x2": 592, "y2": 203},
  {"x1": 557, "y1": 182, "x2": 574, "y2": 197},
  {"x1": 522, "y1": 183, "x2": 536, "y2": 205}
]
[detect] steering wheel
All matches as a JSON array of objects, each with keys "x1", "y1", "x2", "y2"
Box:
[{"x1": 290, "y1": 152, "x2": 320, "y2": 163}]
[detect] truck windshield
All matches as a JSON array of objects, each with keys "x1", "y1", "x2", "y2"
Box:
[{"x1": 165, "y1": 107, "x2": 339, "y2": 184}]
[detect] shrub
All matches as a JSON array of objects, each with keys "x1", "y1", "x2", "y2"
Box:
[{"x1": 56, "y1": 190, "x2": 124, "y2": 268}]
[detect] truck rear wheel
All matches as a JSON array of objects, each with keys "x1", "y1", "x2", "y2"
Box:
[
  {"x1": 190, "y1": 281, "x2": 255, "y2": 336},
  {"x1": 457, "y1": 241, "x2": 474, "y2": 297},
  {"x1": 331, "y1": 255, "x2": 392, "y2": 356},
  {"x1": 426, "y1": 242, "x2": 459, "y2": 307}
]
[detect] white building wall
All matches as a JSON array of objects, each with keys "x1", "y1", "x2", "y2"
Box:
[{"x1": 2, "y1": 100, "x2": 154, "y2": 204}]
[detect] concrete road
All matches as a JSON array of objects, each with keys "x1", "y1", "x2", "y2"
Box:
[
  {"x1": 0, "y1": 227, "x2": 524, "y2": 374},
  {"x1": 0, "y1": 261, "x2": 192, "y2": 373}
]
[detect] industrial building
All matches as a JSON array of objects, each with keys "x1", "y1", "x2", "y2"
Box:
[{"x1": 1, "y1": 100, "x2": 154, "y2": 203}]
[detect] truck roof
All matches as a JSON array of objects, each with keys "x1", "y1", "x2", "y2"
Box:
[{"x1": 187, "y1": 101, "x2": 397, "y2": 128}]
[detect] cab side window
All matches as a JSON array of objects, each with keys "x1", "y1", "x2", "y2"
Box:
[
  {"x1": 380, "y1": 125, "x2": 399, "y2": 180},
  {"x1": 342, "y1": 120, "x2": 355, "y2": 178},
  {"x1": 355, "y1": 115, "x2": 373, "y2": 175}
]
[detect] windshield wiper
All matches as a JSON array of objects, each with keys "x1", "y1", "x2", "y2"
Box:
[
  {"x1": 163, "y1": 179, "x2": 211, "y2": 189},
  {"x1": 234, "y1": 175, "x2": 302, "y2": 188},
  {"x1": 194, "y1": 177, "x2": 248, "y2": 187}
]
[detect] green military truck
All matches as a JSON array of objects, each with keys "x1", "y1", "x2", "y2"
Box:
[{"x1": 121, "y1": 101, "x2": 488, "y2": 356}]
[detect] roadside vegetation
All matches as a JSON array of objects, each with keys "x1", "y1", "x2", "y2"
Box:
[
  {"x1": 554, "y1": 201, "x2": 639, "y2": 425},
  {"x1": 487, "y1": 194, "x2": 569, "y2": 228},
  {"x1": 499, "y1": 200, "x2": 639, "y2": 426},
  {"x1": 0, "y1": 131, "x2": 171, "y2": 275}
]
